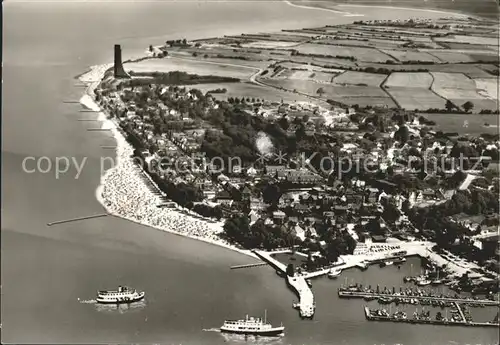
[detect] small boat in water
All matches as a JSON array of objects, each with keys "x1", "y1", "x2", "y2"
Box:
[
  {"x1": 328, "y1": 268, "x2": 342, "y2": 279},
  {"x1": 220, "y1": 311, "x2": 284, "y2": 336},
  {"x1": 96, "y1": 286, "x2": 145, "y2": 304},
  {"x1": 385, "y1": 261, "x2": 394, "y2": 266}
]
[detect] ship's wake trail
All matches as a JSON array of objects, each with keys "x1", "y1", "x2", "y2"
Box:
[
  {"x1": 202, "y1": 328, "x2": 221, "y2": 332},
  {"x1": 78, "y1": 298, "x2": 97, "y2": 304}
]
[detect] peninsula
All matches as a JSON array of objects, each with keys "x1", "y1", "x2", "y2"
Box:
[{"x1": 84, "y1": 13, "x2": 499, "y2": 321}]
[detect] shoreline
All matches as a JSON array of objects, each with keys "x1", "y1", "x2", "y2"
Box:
[{"x1": 80, "y1": 65, "x2": 258, "y2": 260}]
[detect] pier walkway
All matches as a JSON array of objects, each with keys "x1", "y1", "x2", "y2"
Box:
[{"x1": 253, "y1": 250, "x2": 315, "y2": 319}]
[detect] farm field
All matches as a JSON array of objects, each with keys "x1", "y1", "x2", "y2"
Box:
[
  {"x1": 240, "y1": 40, "x2": 300, "y2": 49},
  {"x1": 468, "y1": 54, "x2": 499, "y2": 63},
  {"x1": 277, "y1": 61, "x2": 344, "y2": 74},
  {"x1": 295, "y1": 43, "x2": 395, "y2": 62},
  {"x1": 381, "y1": 49, "x2": 441, "y2": 63},
  {"x1": 385, "y1": 88, "x2": 446, "y2": 110},
  {"x1": 474, "y1": 78, "x2": 499, "y2": 100},
  {"x1": 434, "y1": 35, "x2": 499, "y2": 46},
  {"x1": 189, "y1": 82, "x2": 318, "y2": 104},
  {"x1": 274, "y1": 69, "x2": 337, "y2": 83},
  {"x1": 440, "y1": 43, "x2": 498, "y2": 51},
  {"x1": 314, "y1": 38, "x2": 405, "y2": 49},
  {"x1": 263, "y1": 78, "x2": 396, "y2": 107},
  {"x1": 431, "y1": 72, "x2": 498, "y2": 112},
  {"x1": 383, "y1": 72, "x2": 446, "y2": 110},
  {"x1": 125, "y1": 57, "x2": 258, "y2": 79},
  {"x1": 420, "y1": 113, "x2": 500, "y2": 135},
  {"x1": 426, "y1": 51, "x2": 476, "y2": 63},
  {"x1": 384, "y1": 72, "x2": 433, "y2": 88},
  {"x1": 333, "y1": 71, "x2": 386, "y2": 86}
]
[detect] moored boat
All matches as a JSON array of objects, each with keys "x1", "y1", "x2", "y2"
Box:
[
  {"x1": 96, "y1": 286, "x2": 145, "y2": 304},
  {"x1": 328, "y1": 268, "x2": 342, "y2": 279},
  {"x1": 220, "y1": 312, "x2": 284, "y2": 337}
]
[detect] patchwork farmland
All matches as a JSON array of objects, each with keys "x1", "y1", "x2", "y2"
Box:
[{"x1": 148, "y1": 16, "x2": 498, "y2": 114}]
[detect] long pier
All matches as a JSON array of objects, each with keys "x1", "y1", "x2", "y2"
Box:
[
  {"x1": 338, "y1": 290, "x2": 499, "y2": 307},
  {"x1": 230, "y1": 262, "x2": 268, "y2": 270},
  {"x1": 47, "y1": 213, "x2": 108, "y2": 226},
  {"x1": 253, "y1": 250, "x2": 315, "y2": 319},
  {"x1": 364, "y1": 307, "x2": 499, "y2": 328}
]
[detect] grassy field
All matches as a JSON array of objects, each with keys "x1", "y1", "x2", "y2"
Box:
[
  {"x1": 333, "y1": 71, "x2": 386, "y2": 86},
  {"x1": 384, "y1": 72, "x2": 433, "y2": 88},
  {"x1": 125, "y1": 57, "x2": 257, "y2": 79},
  {"x1": 381, "y1": 49, "x2": 441, "y2": 63},
  {"x1": 296, "y1": 43, "x2": 395, "y2": 62},
  {"x1": 240, "y1": 40, "x2": 300, "y2": 49},
  {"x1": 264, "y1": 78, "x2": 396, "y2": 107},
  {"x1": 189, "y1": 82, "x2": 317, "y2": 104},
  {"x1": 427, "y1": 51, "x2": 476, "y2": 63},
  {"x1": 435, "y1": 35, "x2": 499, "y2": 46},
  {"x1": 315, "y1": 38, "x2": 406, "y2": 49},
  {"x1": 420, "y1": 113, "x2": 500, "y2": 135},
  {"x1": 386, "y1": 88, "x2": 447, "y2": 110},
  {"x1": 475, "y1": 78, "x2": 499, "y2": 100},
  {"x1": 431, "y1": 72, "x2": 498, "y2": 111},
  {"x1": 431, "y1": 72, "x2": 477, "y2": 90}
]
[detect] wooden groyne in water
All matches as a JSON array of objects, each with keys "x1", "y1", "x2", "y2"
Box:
[
  {"x1": 47, "y1": 213, "x2": 108, "y2": 226},
  {"x1": 230, "y1": 262, "x2": 268, "y2": 270}
]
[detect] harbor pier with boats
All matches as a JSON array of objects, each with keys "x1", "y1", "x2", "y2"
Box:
[
  {"x1": 338, "y1": 284, "x2": 500, "y2": 307},
  {"x1": 364, "y1": 305, "x2": 499, "y2": 328}
]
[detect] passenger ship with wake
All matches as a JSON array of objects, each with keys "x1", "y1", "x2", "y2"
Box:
[
  {"x1": 96, "y1": 286, "x2": 145, "y2": 304},
  {"x1": 220, "y1": 311, "x2": 284, "y2": 336}
]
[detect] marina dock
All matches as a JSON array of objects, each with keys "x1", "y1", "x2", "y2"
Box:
[
  {"x1": 253, "y1": 250, "x2": 315, "y2": 319},
  {"x1": 364, "y1": 306, "x2": 499, "y2": 328},
  {"x1": 338, "y1": 289, "x2": 499, "y2": 307}
]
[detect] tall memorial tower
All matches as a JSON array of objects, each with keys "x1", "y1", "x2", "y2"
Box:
[{"x1": 114, "y1": 44, "x2": 129, "y2": 78}]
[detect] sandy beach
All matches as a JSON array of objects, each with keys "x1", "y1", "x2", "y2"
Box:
[{"x1": 79, "y1": 65, "x2": 257, "y2": 260}]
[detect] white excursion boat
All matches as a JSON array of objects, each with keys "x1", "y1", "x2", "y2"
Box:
[
  {"x1": 328, "y1": 268, "x2": 342, "y2": 279},
  {"x1": 220, "y1": 311, "x2": 284, "y2": 337},
  {"x1": 96, "y1": 286, "x2": 145, "y2": 304}
]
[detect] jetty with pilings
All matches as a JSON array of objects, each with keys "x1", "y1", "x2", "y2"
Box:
[
  {"x1": 47, "y1": 213, "x2": 108, "y2": 226},
  {"x1": 230, "y1": 262, "x2": 268, "y2": 270},
  {"x1": 253, "y1": 250, "x2": 315, "y2": 319}
]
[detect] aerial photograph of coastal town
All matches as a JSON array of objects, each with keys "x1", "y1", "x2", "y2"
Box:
[{"x1": 1, "y1": 0, "x2": 499, "y2": 344}]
